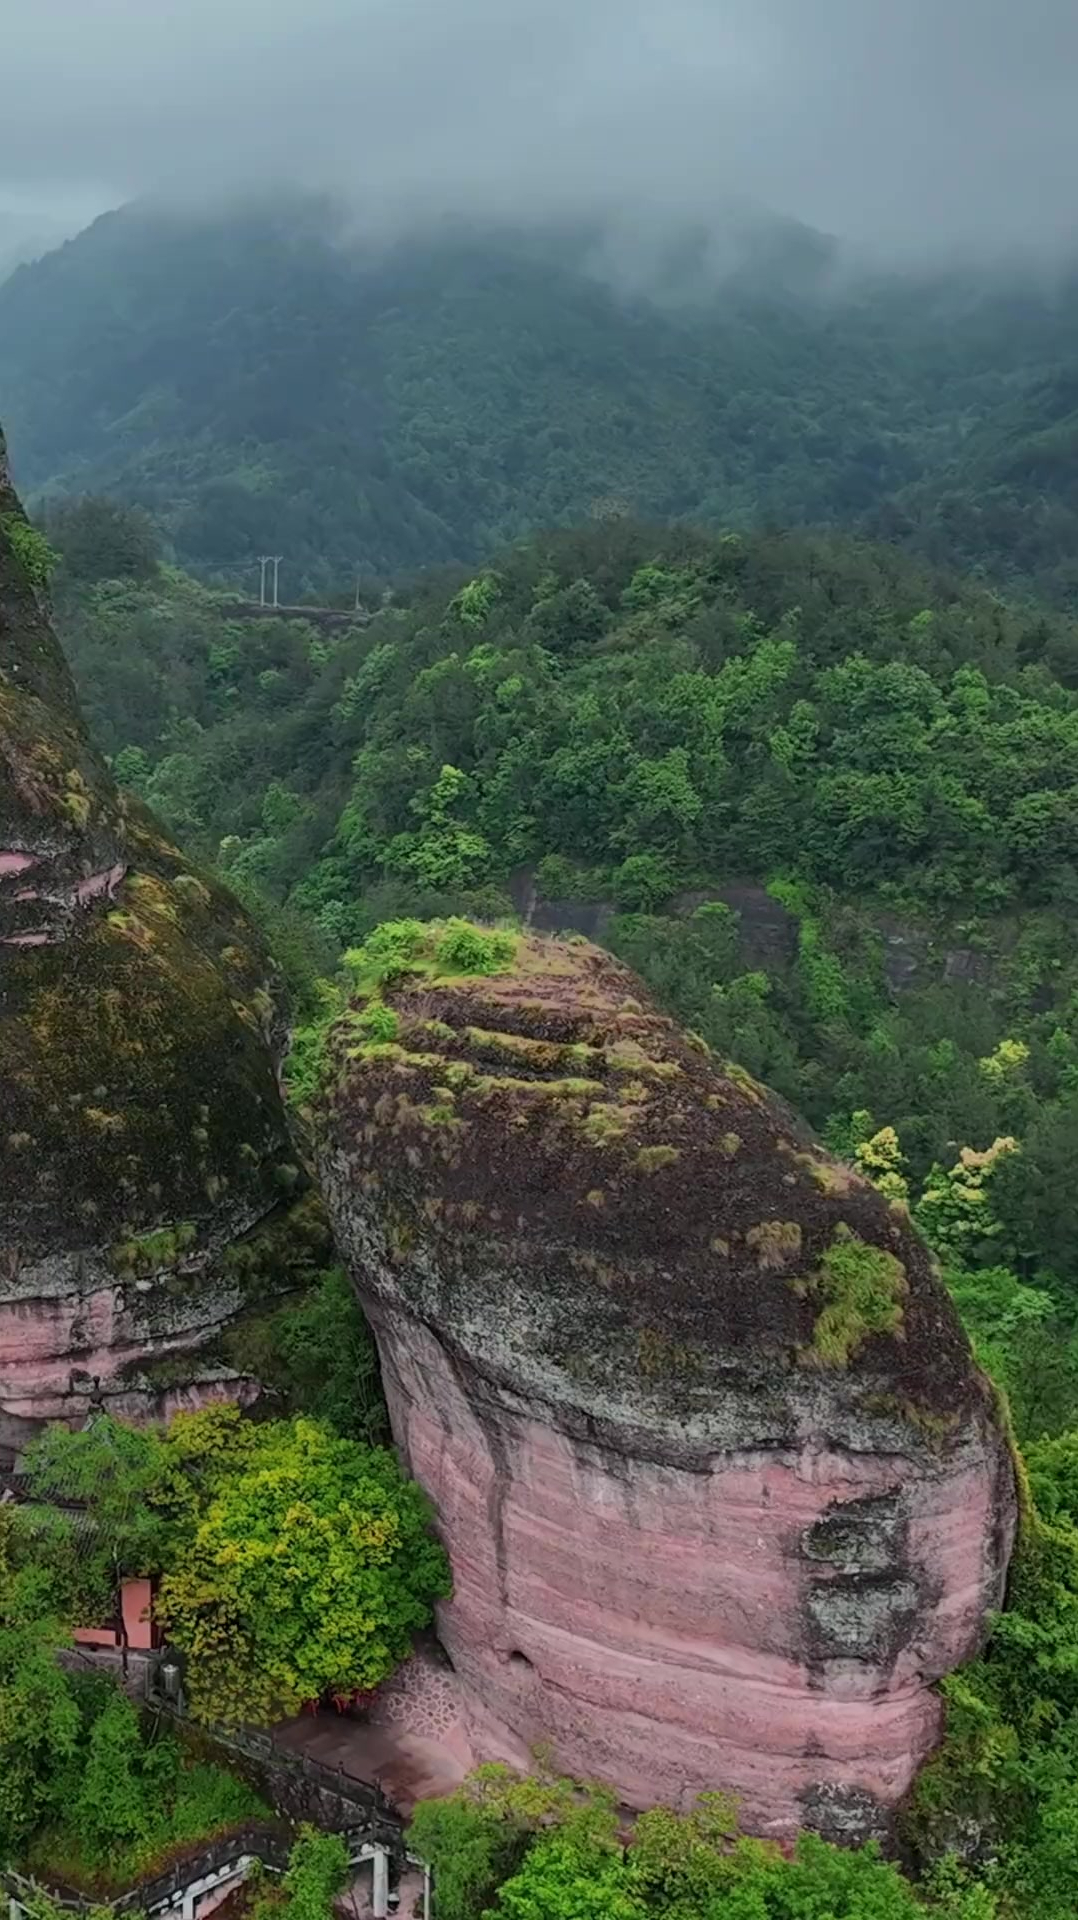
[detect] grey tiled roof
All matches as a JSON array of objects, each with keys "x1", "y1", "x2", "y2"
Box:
[{"x1": 0, "y1": 1471, "x2": 97, "y2": 1537}]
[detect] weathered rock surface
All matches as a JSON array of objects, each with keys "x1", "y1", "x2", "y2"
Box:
[
  {"x1": 314, "y1": 927, "x2": 1017, "y2": 1842},
  {"x1": 0, "y1": 427, "x2": 309, "y2": 1455}
]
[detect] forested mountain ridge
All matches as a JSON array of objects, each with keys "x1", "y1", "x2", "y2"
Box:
[
  {"x1": 8, "y1": 198, "x2": 1078, "y2": 598},
  {"x1": 874, "y1": 361, "x2": 1078, "y2": 606},
  {"x1": 0, "y1": 201, "x2": 924, "y2": 585}
]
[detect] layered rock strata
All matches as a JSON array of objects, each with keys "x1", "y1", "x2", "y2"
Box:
[
  {"x1": 0, "y1": 427, "x2": 309, "y2": 1455},
  {"x1": 313, "y1": 927, "x2": 1017, "y2": 1842}
]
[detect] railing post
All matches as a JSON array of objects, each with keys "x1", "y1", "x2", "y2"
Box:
[{"x1": 371, "y1": 1849, "x2": 389, "y2": 1919}]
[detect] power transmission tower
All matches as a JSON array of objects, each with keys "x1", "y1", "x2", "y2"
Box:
[{"x1": 257, "y1": 555, "x2": 283, "y2": 607}]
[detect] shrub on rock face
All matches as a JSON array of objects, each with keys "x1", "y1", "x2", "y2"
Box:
[{"x1": 434, "y1": 919, "x2": 518, "y2": 977}]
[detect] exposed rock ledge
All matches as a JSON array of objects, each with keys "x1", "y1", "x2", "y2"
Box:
[{"x1": 313, "y1": 927, "x2": 1017, "y2": 1843}]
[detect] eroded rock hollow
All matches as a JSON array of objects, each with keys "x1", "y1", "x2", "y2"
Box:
[
  {"x1": 0, "y1": 428, "x2": 312, "y2": 1457},
  {"x1": 315, "y1": 929, "x2": 1017, "y2": 1842}
]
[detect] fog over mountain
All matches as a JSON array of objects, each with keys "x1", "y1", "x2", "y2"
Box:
[
  {"x1": 5, "y1": 0, "x2": 1078, "y2": 606},
  {"x1": 0, "y1": 192, "x2": 102, "y2": 280},
  {"x1": 3, "y1": 0, "x2": 1078, "y2": 263}
]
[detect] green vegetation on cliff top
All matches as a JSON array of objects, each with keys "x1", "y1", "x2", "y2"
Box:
[{"x1": 302, "y1": 922, "x2": 976, "y2": 1424}]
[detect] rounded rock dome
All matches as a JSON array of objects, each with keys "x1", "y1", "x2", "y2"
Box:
[{"x1": 314, "y1": 922, "x2": 1017, "y2": 1842}]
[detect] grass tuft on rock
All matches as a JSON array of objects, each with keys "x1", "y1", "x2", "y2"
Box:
[{"x1": 795, "y1": 1224, "x2": 907, "y2": 1367}]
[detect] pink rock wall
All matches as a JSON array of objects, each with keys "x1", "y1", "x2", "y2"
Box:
[
  {"x1": 367, "y1": 1302, "x2": 1013, "y2": 1842},
  {"x1": 0, "y1": 1279, "x2": 262, "y2": 1432}
]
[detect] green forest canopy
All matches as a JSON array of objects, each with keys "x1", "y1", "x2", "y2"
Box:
[
  {"x1": 8, "y1": 200, "x2": 1078, "y2": 602},
  {"x1": 55, "y1": 513, "x2": 1078, "y2": 1437},
  {"x1": 20, "y1": 1405, "x2": 449, "y2": 1726}
]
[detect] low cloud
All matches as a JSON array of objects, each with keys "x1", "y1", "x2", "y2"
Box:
[{"x1": 3, "y1": 0, "x2": 1078, "y2": 260}]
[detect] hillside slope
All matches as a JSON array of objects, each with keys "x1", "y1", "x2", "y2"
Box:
[
  {"x1": 0, "y1": 200, "x2": 980, "y2": 591},
  {"x1": 6, "y1": 202, "x2": 1078, "y2": 597},
  {"x1": 54, "y1": 520, "x2": 1078, "y2": 1279}
]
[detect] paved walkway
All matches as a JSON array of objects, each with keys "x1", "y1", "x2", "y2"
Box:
[
  {"x1": 275, "y1": 1714, "x2": 469, "y2": 1813},
  {"x1": 274, "y1": 1646, "x2": 475, "y2": 1817}
]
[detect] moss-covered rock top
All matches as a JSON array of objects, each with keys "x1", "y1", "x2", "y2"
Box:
[{"x1": 315, "y1": 922, "x2": 982, "y2": 1422}]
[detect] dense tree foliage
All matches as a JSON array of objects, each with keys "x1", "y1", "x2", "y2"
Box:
[
  {"x1": 22, "y1": 1414, "x2": 172, "y2": 1629},
  {"x1": 0, "y1": 1565, "x2": 263, "y2": 1892},
  {"x1": 0, "y1": 1511, "x2": 79, "y2": 1859},
  {"x1": 249, "y1": 1827, "x2": 351, "y2": 1920},
  {"x1": 156, "y1": 1411, "x2": 449, "y2": 1724},
  {"x1": 903, "y1": 1479, "x2": 1078, "y2": 1920},
  {"x1": 9, "y1": 200, "x2": 1078, "y2": 602},
  {"x1": 230, "y1": 1264, "x2": 388, "y2": 1442},
  {"x1": 22, "y1": 1684, "x2": 266, "y2": 1891},
  {"x1": 21, "y1": 1405, "x2": 449, "y2": 1727},
  {"x1": 59, "y1": 519, "x2": 1078, "y2": 906},
  {"x1": 408, "y1": 1769, "x2": 994, "y2": 1919},
  {"x1": 45, "y1": 495, "x2": 161, "y2": 582}
]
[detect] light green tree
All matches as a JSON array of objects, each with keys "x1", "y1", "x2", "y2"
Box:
[
  {"x1": 279, "y1": 1826, "x2": 351, "y2": 1920},
  {"x1": 156, "y1": 1411, "x2": 450, "y2": 1724},
  {"x1": 851, "y1": 1114, "x2": 909, "y2": 1207},
  {"x1": 915, "y1": 1138, "x2": 1019, "y2": 1264},
  {"x1": 386, "y1": 765, "x2": 493, "y2": 892}
]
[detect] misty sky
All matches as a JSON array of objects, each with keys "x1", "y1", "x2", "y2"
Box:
[{"x1": 3, "y1": 0, "x2": 1078, "y2": 259}]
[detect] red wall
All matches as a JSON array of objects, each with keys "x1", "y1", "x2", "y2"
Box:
[{"x1": 73, "y1": 1576, "x2": 158, "y2": 1651}]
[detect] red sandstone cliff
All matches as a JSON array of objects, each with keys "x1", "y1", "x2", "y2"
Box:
[
  {"x1": 0, "y1": 427, "x2": 313, "y2": 1457},
  {"x1": 312, "y1": 927, "x2": 1017, "y2": 1843}
]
